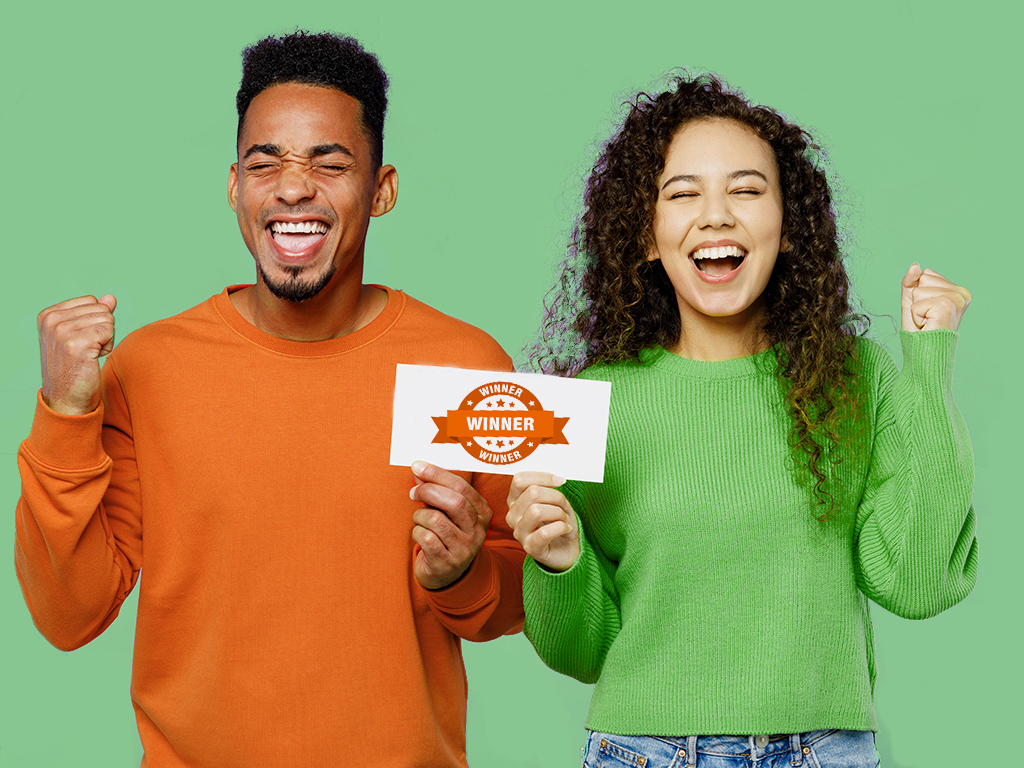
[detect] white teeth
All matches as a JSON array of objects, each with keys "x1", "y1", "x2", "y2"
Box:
[
  {"x1": 269, "y1": 221, "x2": 328, "y2": 234},
  {"x1": 691, "y1": 245, "x2": 746, "y2": 260}
]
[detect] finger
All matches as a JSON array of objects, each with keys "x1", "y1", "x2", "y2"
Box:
[
  {"x1": 412, "y1": 461, "x2": 487, "y2": 513},
  {"x1": 411, "y1": 524, "x2": 452, "y2": 563},
  {"x1": 529, "y1": 519, "x2": 573, "y2": 548},
  {"x1": 38, "y1": 295, "x2": 104, "y2": 322},
  {"x1": 909, "y1": 285, "x2": 970, "y2": 310},
  {"x1": 52, "y1": 308, "x2": 116, "y2": 331},
  {"x1": 99, "y1": 331, "x2": 116, "y2": 357},
  {"x1": 519, "y1": 503, "x2": 571, "y2": 537},
  {"x1": 412, "y1": 523, "x2": 451, "y2": 554},
  {"x1": 508, "y1": 471, "x2": 566, "y2": 508},
  {"x1": 412, "y1": 483, "x2": 480, "y2": 534},
  {"x1": 52, "y1": 315, "x2": 116, "y2": 360},
  {"x1": 505, "y1": 505, "x2": 521, "y2": 532},
  {"x1": 913, "y1": 273, "x2": 972, "y2": 303},
  {"x1": 523, "y1": 520, "x2": 574, "y2": 560},
  {"x1": 914, "y1": 273, "x2": 961, "y2": 292},
  {"x1": 910, "y1": 295, "x2": 964, "y2": 331},
  {"x1": 39, "y1": 302, "x2": 113, "y2": 334},
  {"x1": 507, "y1": 486, "x2": 564, "y2": 533},
  {"x1": 517, "y1": 484, "x2": 572, "y2": 512},
  {"x1": 52, "y1": 327, "x2": 116, "y2": 364},
  {"x1": 412, "y1": 506, "x2": 461, "y2": 544},
  {"x1": 509, "y1": 491, "x2": 573, "y2": 544},
  {"x1": 97, "y1": 294, "x2": 117, "y2": 312}
]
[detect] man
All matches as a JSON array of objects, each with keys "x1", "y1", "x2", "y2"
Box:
[{"x1": 15, "y1": 31, "x2": 524, "y2": 767}]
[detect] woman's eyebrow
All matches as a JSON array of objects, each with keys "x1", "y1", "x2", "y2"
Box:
[
  {"x1": 729, "y1": 169, "x2": 768, "y2": 182},
  {"x1": 661, "y1": 168, "x2": 769, "y2": 190},
  {"x1": 661, "y1": 173, "x2": 699, "y2": 190}
]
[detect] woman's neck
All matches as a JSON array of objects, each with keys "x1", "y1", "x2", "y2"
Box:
[{"x1": 669, "y1": 305, "x2": 769, "y2": 361}]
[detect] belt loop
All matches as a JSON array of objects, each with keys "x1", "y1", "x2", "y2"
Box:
[
  {"x1": 686, "y1": 735, "x2": 697, "y2": 767},
  {"x1": 789, "y1": 733, "x2": 803, "y2": 766}
]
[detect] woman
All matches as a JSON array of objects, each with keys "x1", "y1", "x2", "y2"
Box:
[{"x1": 506, "y1": 74, "x2": 976, "y2": 768}]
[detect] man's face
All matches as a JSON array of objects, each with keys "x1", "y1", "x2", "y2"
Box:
[{"x1": 229, "y1": 82, "x2": 395, "y2": 302}]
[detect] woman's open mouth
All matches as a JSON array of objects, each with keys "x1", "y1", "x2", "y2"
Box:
[{"x1": 689, "y1": 245, "x2": 747, "y2": 277}]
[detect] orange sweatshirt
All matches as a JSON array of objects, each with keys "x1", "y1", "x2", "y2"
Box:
[{"x1": 15, "y1": 286, "x2": 525, "y2": 768}]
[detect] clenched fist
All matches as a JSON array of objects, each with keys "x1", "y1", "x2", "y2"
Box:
[
  {"x1": 37, "y1": 295, "x2": 117, "y2": 416},
  {"x1": 901, "y1": 264, "x2": 971, "y2": 333},
  {"x1": 506, "y1": 472, "x2": 580, "y2": 573}
]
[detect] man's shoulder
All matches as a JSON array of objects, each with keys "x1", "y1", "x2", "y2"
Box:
[
  {"x1": 389, "y1": 290, "x2": 512, "y2": 371},
  {"x1": 108, "y1": 292, "x2": 223, "y2": 364}
]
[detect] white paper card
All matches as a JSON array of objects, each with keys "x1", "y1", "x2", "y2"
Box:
[{"x1": 390, "y1": 365, "x2": 611, "y2": 482}]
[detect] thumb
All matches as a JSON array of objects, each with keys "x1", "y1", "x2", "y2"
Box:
[
  {"x1": 98, "y1": 294, "x2": 117, "y2": 357},
  {"x1": 901, "y1": 263, "x2": 923, "y2": 291},
  {"x1": 901, "y1": 263, "x2": 922, "y2": 331}
]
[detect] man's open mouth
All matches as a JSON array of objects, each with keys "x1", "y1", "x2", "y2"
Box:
[
  {"x1": 689, "y1": 245, "x2": 747, "y2": 277},
  {"x1": 268, "y1": 220, "x2": 330, "y2": 253}
]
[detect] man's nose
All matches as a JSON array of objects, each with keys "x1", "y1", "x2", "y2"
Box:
[{"x1": 274, "y1": 163, "x2": 316, "y2": 205}]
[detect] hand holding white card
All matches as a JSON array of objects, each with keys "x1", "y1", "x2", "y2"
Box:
[{"x1": 390, "y1": 365, "x2": 611, "y2": 482}]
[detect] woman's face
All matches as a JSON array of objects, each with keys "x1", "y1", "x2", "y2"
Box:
[{"x1": 648, "y1": 118, "x2": 785, "y2": 335}]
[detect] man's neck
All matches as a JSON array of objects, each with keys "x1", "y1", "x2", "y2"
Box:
[{"x1": 230, "y1": 277, "x2": 388, "y2": 342}]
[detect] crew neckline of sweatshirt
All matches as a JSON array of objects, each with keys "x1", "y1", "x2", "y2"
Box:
[
  {"x1": 638, "y1": 345, "x2": 777, "y2": 381},
  {"x1": 213, "y1": 284, "x2": 405, "y2": 357}
]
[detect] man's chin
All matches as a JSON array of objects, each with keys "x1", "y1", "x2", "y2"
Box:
[{"x1": 257, "y1": 261, "x2": 336, "y2": 303}]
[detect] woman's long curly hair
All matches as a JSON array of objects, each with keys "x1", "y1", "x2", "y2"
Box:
[{"x1": 527, "y1": 73, "x2": 869, "y2": 518}]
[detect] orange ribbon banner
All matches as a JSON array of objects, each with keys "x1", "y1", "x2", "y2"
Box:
[{"x1": 430, "y1": 381, "x2": 569, "y2": 465}]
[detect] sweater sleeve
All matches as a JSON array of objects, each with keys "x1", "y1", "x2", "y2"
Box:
[
  {"x1": 421, "y1": 471, "x2": 527, "y2": 642},
  {"x1": 14, "y1": 359, "x2": 143, "y2": 650},
  {"x1": 853, "y1": 329, "x2": 978, "y2": 619},
  {"x1": 521, "y1": 481, "x2": 621, "y2": 684}
]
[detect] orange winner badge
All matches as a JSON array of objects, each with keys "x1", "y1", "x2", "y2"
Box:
[{"x1": 431, "y1": 381, "x2": 569, "y2": 466}]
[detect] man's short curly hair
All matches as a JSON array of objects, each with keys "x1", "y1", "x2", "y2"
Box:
[{"x1": 236, "y1": 31, "x2": 389, "y2": 167}]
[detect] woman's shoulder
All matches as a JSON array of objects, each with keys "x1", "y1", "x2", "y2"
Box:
[
  {"x1": 851, "y1": 335, "x2": 899, "y2": 381},
  {"x1": 574, "y1": 352, "x2": 652, "y2": 383}
]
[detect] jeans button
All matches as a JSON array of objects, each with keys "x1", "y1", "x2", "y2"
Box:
[{"x1": 755, "y1": 735, "x2": 769, "y2": 748}]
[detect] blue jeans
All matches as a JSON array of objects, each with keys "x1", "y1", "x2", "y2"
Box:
[{"x1": 582, "y1": 730, "x2": 880, "y2": 768}]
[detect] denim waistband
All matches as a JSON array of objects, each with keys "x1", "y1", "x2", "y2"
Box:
[
  {"x1": 676, "y1": 733, "x2": 807, "y2": 766},
  {"x1": 587, "y1": 730, "x2": 830, "y2": 767}
]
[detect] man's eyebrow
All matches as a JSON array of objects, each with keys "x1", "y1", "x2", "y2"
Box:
[
  {"x1": 661, "y1": 169, "x2": 769, "y2": 190},
  {"x1": 243, "y1": 143, "x2": 281, "y2": 160},
  {"x1": 308, "y1": 143, "x2": 354, "y2": 158},
  {"x1": 242, "y1": 143, "x2": 355, "y2": 160}
]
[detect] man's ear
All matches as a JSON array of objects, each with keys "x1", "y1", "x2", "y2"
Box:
[
  {"x1": 371, "y1": 165, "x2": 398, "y2": 217},
  {"x1": 228, "y1": 163, "x2": 239, "y2": 212}
]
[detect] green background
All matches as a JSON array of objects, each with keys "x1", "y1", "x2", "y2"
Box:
[{"x1": 1, "y1": 1, "x2": 1018, "y2": 765}]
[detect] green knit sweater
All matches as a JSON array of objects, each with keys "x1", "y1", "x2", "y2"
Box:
[{"x1": 522, "y1": 330, "x2": 977, "y2": 736}]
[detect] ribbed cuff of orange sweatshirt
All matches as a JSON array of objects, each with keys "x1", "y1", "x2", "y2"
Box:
[{"x1": 24, "y1": 391, "x2": 108, "y2": 469}]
